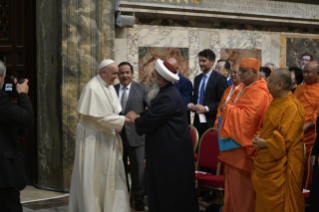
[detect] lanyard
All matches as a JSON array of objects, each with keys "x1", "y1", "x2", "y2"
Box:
[
  {"x1": 225, "y1": 84, "x2": 241, "y2": 104},
  {"x1": 234, "y1": 81, "x2": 255, "y2": 106}
]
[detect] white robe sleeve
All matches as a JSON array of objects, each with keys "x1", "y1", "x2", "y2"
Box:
[{"x1": 94, "y1": 114, "x2": 125, "y2": 129}]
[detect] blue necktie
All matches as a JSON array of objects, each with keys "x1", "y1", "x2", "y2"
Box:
[{"x1": 199, "y1": 75, "x2": 207, "y2": 105}]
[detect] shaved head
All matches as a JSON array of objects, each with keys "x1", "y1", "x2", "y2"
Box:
[
  {"x1": 303, "y1": 61, "x2": 319, "y2": 85},
  {"x1": 166, "y1": 58, "x2": 179, "y2": 71},
  {"x1": 267, "y1": 68, "x2": 291, "y2": 98},
  {"x1": 271, "y1": 68, "x2": 291, "y2": 90}
]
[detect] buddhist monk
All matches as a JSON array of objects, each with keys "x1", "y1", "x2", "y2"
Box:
[
  {"x1": 214, "y1": 65, "x2": 243, "y2": 128},
  {"x1": 252, "y1": 68, "x2": 305, "y2": 212},
  {"x1": 219, "y1": 58, "x2": 272, "y2": 212},
  {"x1": 294, "y1": 61, "x2": 319, "y2": 185}
]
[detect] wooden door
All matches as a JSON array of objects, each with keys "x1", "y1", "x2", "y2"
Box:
[{"x1": 0, "y1": 0, "x2": 37, "y2": 184}]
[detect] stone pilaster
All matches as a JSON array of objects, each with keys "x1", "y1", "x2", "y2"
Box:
[{"x1": 37, "y1": 0, "x2": 115, "y2": 191}]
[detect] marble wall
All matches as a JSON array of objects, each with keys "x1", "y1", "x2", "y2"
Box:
[
  {"x1": 138, "y1": 47, "x2": 189, "y2": 87},
  {"x1": 220, "y1": 49, "x2": 262, "y2": 66},
  {"x1": 37, "y1": 0, "x2": 115, "y2": 191},
  {"x1": 116, "y1": 26, "x2": 280, "y2": 84},
  {"x1": 280, "y1": 35, "x2": 319, "y2": 68},
  {"x1": 115, "y1": 26, "x2": 319, "y2": 86}
]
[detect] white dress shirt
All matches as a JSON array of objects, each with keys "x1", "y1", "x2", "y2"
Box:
[
  {"x1": 119, "y1": 82, "x2": 132, "y2": 101},
  {"x1": 197, "y1": 69, "x2": 213, "y2": 112}
]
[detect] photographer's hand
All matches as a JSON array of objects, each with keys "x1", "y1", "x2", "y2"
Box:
[{"x1": 16, "y1": 79, "x2": 29, "y2": 94}]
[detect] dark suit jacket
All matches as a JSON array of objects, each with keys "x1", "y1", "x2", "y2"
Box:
[
  {"x1": 192, "y1": 70, "x2": 227, "y2": 128},
  {"x1": 174, "y1": 73, "x2": 192, "y2": 107},
  {"x1": 174, "y1": 73, "x2": 192, "y2": 123},
  {"x1": 115, "y1": 81, "x2": 150, "y2": 147},
  {"x1": 0, "y1": 91, "x2": 34, "y2": 191}
]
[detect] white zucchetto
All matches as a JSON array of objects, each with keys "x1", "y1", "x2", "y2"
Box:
[{"x1": 99, "y1": 59, "x2": 115, "y2": 70}]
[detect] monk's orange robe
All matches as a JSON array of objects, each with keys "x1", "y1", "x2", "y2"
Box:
[
  {"x1": 219, "y1": 78, "x2": 272, "y2": 212},
  {"x1": 214, "y1": 84, "x2": 244, "y2": 128},
  {"x1": 294, "y1": 83, "x2": 319, "y2": 186},
  {"x1": 294, "y1": 83, "x2": 319, "y2": 155},
  {"x1": 252, "y1": 92, "x2": 305, "y2": 212}
]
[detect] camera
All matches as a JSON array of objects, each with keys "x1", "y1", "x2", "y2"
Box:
[{"x1": 2, "y1": 70, "x2": 24, "y2": 98}]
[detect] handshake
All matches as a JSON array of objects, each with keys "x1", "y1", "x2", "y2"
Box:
[
  {"x1": 124, "y1": 111, "x2": 140, "y2": 125},
  {"x1": 116, "y1": 111, "x2": 139, "y2": 134}
]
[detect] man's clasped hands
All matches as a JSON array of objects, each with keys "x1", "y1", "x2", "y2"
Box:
[{"x1": 116, "y1": 111, "x2": 139, "y2": 134}]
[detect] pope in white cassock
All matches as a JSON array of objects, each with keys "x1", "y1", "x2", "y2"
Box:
[{"x1": 68, "y1": 59, "x2": 131, "y2": 212}]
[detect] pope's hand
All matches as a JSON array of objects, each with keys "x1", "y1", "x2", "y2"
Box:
[
  {"x1": 126, "y1": 111, "x2": 140, "y2": 124},
  {"x1": 116, "y1": 128, "x2": 122, "y2": 134},
  {"x1": 125, "y1": 116, "x2": 132, "y2": 124}
]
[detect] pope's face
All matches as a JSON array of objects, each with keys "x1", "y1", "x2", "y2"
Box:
[
  {"x1": 101, "y1": 63, "x2": 119, "y2": 85},
  {"x1": 118, "y1": 64, "x2": 133, "y2": 87}
]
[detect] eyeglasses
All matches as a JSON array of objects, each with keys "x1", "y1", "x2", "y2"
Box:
[
  {"x1": 230, "y1": 71, "x2": 239, "y2": 74},
  {"x1": 301, "y1": 59, "x2": 310, "y2": 62}
]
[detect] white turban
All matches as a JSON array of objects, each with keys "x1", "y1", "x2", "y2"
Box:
[
  {"x1": 99, "y1": 59, "x2": 115, "y2": 70},
  {"x1": 155, "y1": 59, "x2": 179, "y2": 82}
]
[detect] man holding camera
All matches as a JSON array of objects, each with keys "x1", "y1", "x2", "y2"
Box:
[{"x1": 0, "y1": 61, "x2": 34, "y2": 212}]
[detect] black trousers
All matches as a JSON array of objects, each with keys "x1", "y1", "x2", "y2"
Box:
[
  {"x1": 0, "y1": 187, "x2": 22, "y2": 212},
  {"x1": 310, "y1": 157, "x2": 319, "y2": 212},
  {"x1": 122, "y1": 128, "x2": 146, "y2": 203},
  {"x1": 193, "y1": 114, "x2": 209, "y2": 138}
]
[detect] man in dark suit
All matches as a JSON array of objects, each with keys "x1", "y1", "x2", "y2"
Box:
[
  {"x1": 126, "y1": 59, "x2": 199, "y2": 212},
  {"x1": 0, "y1": 61, "x2": 34, "y2": 212},
  {"x1": 216, "y1": 59, "x2": 233, "y2": 86},
  {"x1": 114, "y1": 62, "x2": 149, "y2": 211},
  {"x1": 167, "y1": 58, "x2": 192, "y2": 124},
  {"x1": 187, "y1": 49, "x2": 227, "y2": 137}
]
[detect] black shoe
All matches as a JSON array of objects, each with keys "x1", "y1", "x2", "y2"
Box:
[{"x1": 135, "y1": 201, "x2": 145, "y2": 211}]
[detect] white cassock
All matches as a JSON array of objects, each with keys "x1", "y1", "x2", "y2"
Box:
[{"x1": 68, "y1": 74, "x2": 130, "y2": 212}]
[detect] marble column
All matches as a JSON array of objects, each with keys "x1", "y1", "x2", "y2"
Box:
[{"x1": 37, "y1": 0, "x2": 115, "y2": 191}]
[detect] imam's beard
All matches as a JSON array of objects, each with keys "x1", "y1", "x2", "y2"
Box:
[{"x1": 147, "y1": 80, "x2": 160, "y2": 102}]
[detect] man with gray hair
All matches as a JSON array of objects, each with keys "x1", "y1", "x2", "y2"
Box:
[
  {"x1": 264, "y1": 62, "x2": 276, "y2": 73},
  {"x1": 0, "y1": 61, "x2": 34, "y2": 212},
  {"x1": 68, "y1": 59, "x2": 131, "y2": 212}
]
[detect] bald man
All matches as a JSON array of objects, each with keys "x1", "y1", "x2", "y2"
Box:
[
  {"x1": 167, "y1": 58, "x2": 192, "y2": 124},
  {"x1": 252, "y1": 69, "x2": 305, "y2": 212},
  {"x1": 294, "y1": 61, "x2": 319, "y2": 185}
]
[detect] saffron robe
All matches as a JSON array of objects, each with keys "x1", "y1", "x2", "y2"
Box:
[
  {"x1": 252, "y1": 92, "x2": 305, "y2": 212},
  {"x1": 294, "y1": 83, "x2": 319, "y2": 155},
  {"x1": 219, "y1": 78, "x2": 272, "y2": 212},
  {"x1": 68, "y1": 75, "x2": 130, "y2": 212},
  {"x1": 214, "y1": 83, "x2": 244, "y2": 128},
  {"x1": 294, "y1": 83, "x2": 319, "y2": 186}
]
